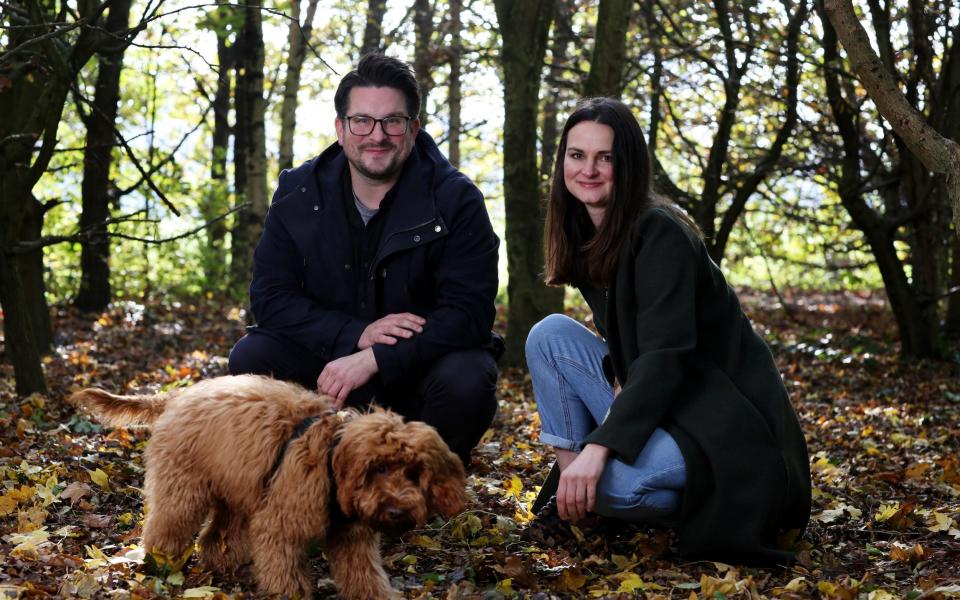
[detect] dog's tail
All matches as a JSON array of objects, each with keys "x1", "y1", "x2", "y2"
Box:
[{"x1": 68, "y1": 388, "x2": 168, "y2": 428}]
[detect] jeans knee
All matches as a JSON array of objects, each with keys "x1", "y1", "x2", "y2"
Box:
[{"x1": 525, "y1": 313, "x2": 574, "y2": 361}]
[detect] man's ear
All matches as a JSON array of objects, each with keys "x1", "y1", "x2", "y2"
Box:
[
  {"x1": 410, "y1": 117, "x2": 421, "y2": 137},
  {"x1": 335, "y1": 116, "x2": 345, "y2": 145}
]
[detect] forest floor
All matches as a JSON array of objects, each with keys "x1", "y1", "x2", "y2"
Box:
[{"x1": 1, "y1": 290, "x2": 959, "y2": 599}]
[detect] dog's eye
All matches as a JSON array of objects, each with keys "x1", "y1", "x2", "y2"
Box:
[
  {"x1": 406, "y1": 466, "x2": 421, "y2": 482},
  {"x1": 376, "y1": 465, "x2": 389, "y2": 476}
]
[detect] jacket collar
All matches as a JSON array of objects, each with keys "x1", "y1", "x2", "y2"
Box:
[{"x1": 310, "y1": 130, "x2": 445, "y2": 232}]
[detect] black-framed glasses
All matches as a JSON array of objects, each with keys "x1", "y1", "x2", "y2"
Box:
[{"x1": 343, "y1": 115, "x2": 412, "y2": 136}]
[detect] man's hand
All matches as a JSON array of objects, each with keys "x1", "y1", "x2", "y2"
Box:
[
  {"x1": 357, "y1": 313, "x2": 425, "y2": 350},
  {"x1": 557, "y1": 443, "x2": 609, "y2": 522},
  {"x1": 317, "y1": 348, "x2": 379, "y2": 408}
]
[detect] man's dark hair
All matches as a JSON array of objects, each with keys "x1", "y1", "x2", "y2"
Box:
[{"x1": 334, "y1": 54, "x2": 422, "y2": 119}]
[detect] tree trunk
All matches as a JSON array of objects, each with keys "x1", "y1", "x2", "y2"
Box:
[
  {"x1": 946, "y1": 235, "x2": 960, "y2": 338},
  {"x1": 360, "y1": 0, "x2": 388, "y2": 55},
  {"x1": 20, "y1": 197, "x2": 52, "y2": 354},
  {"x1": 229, "y1": 1, "x2": 268, "y2": 301},
  {"x1": 583, "y1": 0, "x2": 631, "y2": 98},
  {"x1": 75, "y1": 0, "x2": 133, "y2": 313},
  {"x1": 0, "y1": 0, "x2": 121, "y2": 393},
  {"x1": 447, "y1": 0, "x2": 462, "y2": 169},
  {"x1": 0, "y1": 251, "x2": 47, "y2": 395},
  {"x1": 539, "y1": 0, "x2": 575, "y2": 185},
  {"x1": 494, "y1": 0, "x2": 561, "y2": 368},
  {"x1": 201, "y1": 19, "x2": 233, "y2": 291},
  {"x1": 278, "y1": 0, "x2": 320, "y2": 172},
  {"x1": 820, "y1": 7, "x2": 940, "y2": 358},
  {"x1": 413, "y1": 0, "x2": 436, "y2": 124}
]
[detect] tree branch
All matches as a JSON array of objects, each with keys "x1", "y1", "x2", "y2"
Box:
[{"x1": 823, "y1": 0, "x2": 960, "y2": 237}]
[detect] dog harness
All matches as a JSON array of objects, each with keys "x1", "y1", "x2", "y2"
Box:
[{"x1": 264, "y1": 414, "x2": 323, "y2": 488}]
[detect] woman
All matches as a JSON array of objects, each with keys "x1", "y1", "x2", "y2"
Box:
[{"x1": 525, "y1": 98, "x2": 810, "y2": 564}]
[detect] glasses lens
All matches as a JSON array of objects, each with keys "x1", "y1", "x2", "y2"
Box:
[
  {"x1": 348, "y1": 117, "x2": 374, "y2": 135},
  {"x1": 382, "y1": 117, "x2": 408, "y2": 135}
]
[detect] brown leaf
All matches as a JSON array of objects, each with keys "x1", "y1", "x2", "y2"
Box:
[
  {"x1": 503, "y1": 555, "x2": 537, "y2": 589},
  {"x1": 81, "y1": 513, "x2": 111, "y2": 529},
  {"x1": 60, "y1": 482, "x2": 93, "y2": 506}
]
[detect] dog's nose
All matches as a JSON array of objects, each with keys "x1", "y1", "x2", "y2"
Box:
[{"x1": 385, "y1": 507, "x2": 405, "y2": 521}]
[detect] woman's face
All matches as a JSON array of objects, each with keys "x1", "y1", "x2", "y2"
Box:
[{"x1": 563, "y1": 121, "x2": 614, "y2": 215}]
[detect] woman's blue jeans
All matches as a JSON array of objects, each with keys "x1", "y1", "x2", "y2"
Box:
[{"x1": 525, "y1": 313, "x2": 687, "y2": 521}]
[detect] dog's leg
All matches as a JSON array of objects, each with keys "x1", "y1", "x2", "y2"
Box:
[
  {"x1": 141, "y1": 475, "x2": 211, "y2": 569},
  {"x1": 327, "y1": 522, "x2": 399, "y2": 600},
  {"x1": 197, "y1": 498, "x2": 250, "y2": 574},
  {"x1": 249, "y1": 510, "x2": 315, "y2": 599}
]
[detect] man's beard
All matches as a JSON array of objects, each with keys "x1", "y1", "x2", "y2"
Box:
[{"x1": 350, "y1": 143, "x2": 405, "y2": 181}]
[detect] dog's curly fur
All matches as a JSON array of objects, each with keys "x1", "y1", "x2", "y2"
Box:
[{"x1": 69, "y1": 374, "x2": 466, "y2": 600}]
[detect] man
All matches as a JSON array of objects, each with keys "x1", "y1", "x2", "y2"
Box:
[{"x1": 228, "y1": 54, "x2": 502, "y2": 464}]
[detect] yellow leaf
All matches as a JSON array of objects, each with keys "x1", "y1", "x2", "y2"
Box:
[
  {"x1": 84, "y1": 545, "x2": 109, "y2": 568},
  {"x1": 87, "y1": 469, "x2": 111, "y2": 492},
  {"x1": 929, "y1": 511, "x2": 954, "y2": 532},
  {"x1": 182, "y1": 587, "x2": 221, "y2": 598},
  {"x1": 875, "y1": 503, "x2": 899, "y2": 522},
  {"x1": 495, "y1": 579, "x2": 513, "y2": 595},
  {"x1": 817, "y1": 581, "x2": 839, "y2": 595},
  {"x1": 401, "y1": 554, "x2": 417, "y2": 565},
  {"x1": 617, "y1": 573, "x2": 645, "y2": 593},
  {"x1": 784, "y1": 576, "x2": 809, "y2": 592},
  {"x1": 558, "y1": 568, "x2": 587, "y2": 591},
  {"x1": 0, "y1": 495, "x2": 17, "y2": 517},
  {"x1": 411, "y1": 535, "x2": 441, "y2": 550},
  {"x1": 117, "y1": 512, "x2": 134, "y2": 526},
  {"x1": 503, "y1": 475, "x2": 522, "y2": 499}
]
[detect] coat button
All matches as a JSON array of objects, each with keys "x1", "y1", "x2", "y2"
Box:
[
  {"x1": 434, "y1": 225, "x2": 441, "y2": 233},
  {"x1": 301, "y1": 186, "x2": 307, "y2": 192},
  {"x1": 344, "y1": 264, "x2": 351, "y2": 270},
  {"x1": 381, "y1": 268, "x2": 387, "y2": 278},
  {"x1": 313, "y1": 205, "x2": 318, "y2": 211},
  {"x1": 413, "y1": 235, "x2": 421, "y2": 242}
]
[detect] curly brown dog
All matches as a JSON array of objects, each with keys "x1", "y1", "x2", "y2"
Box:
[{"x1": 69, "y1": 374, "x2": 466, "y2": 599}]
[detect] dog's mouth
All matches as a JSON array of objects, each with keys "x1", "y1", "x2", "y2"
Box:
[{"x1": 369, "y1": 507, "x2": 421, "y2": 533}]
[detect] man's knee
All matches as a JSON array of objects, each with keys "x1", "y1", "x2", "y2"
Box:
[
  {"x1": 228, "y1": 334, "x2": 269, "y2": 376},
  {"x1": 423, "y1": 349, "x2": 498, "y2": 406},
  {"x1": 227, "y1": 333, "x2": 318, "y2": 390}
]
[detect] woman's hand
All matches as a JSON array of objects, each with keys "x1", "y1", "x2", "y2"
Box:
[{"x1": 556, "y1": 443, "x2": 609, "y2": 522}]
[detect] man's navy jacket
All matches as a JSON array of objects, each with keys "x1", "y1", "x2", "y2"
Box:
[{"x1": 248, "y1": 130, "x2": 500, "y2": 385}]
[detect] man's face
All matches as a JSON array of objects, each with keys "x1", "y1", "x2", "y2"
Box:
[{"x1": 335, "y1": 86, "x2": 420, "y2": 184}]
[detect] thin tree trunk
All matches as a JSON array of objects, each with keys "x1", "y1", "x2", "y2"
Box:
[
  {"x1": 820, "y1": 7, "x2": 940, "y2": 358},
  {"x1": 278, "y1": 0, "x2": 319, "y2": 172},
  {"x1": 413, "y1": 0, "x2": 436, "y2": 124},
  {"x1": 360, "y1": 0, "x2": 388, "y2": 55},
  {"x1": 202, "y1": 21, "x2": 233, "y2": 291},
  {"x1": 230, "y1": 0, "x2": 268, "y2": 300},
  {"x1": 540, "y1": 0, "x2": 575, "y2": 185},
  {"x1": 946, "y1": 235, "x2": 960, "y2": 338},
  {"x1": 20, "y1": 197, "x2": 52, "y2": 354},
  {"x1": 75, "y1": 0, "x2": 133, "y2": 313},
  {"x1": 583, "y1": 0, "x2": 631, "y2": 98},
  {"x1": 494, "y1": 0, "x2": 561, "y2": 368},
  {"x1": 447, "y1": 0, "x2": 462, "y2": 169}
]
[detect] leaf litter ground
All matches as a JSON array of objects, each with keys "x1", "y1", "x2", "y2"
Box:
[{"x1": 1, "y1": 291, "x2": 959, "y2": 599}]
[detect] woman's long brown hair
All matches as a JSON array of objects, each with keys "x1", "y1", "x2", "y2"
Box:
[{"x1": 544, "y1": 97, "x2": 697, "y2": 287}]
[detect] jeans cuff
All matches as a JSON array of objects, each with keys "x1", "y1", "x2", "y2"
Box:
[{"x1": 539, "y1": 431, "x2": 582, "y2": 452}]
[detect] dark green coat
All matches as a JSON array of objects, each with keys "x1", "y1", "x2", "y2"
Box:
[{"x1": 534, "y1": 207, "x2": 811, "y2": 565}]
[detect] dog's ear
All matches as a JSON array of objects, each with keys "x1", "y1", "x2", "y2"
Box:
[{"x1": 407, "y1": 423, "x2": 467, "y2": 518}]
